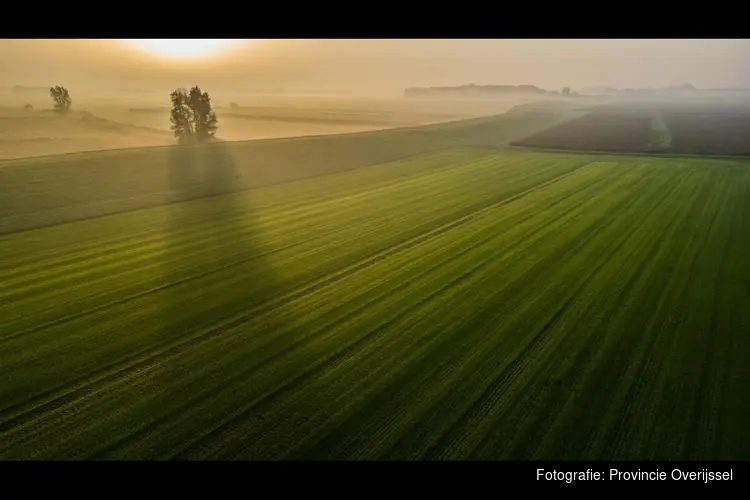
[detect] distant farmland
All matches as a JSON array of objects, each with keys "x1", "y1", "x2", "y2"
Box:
[
  {"x1": 1, "y1": 144, "x2": 749, "y2": 459},
  {"x1": 513, "y1": 102, "x2": 750, "y2": 156},
  {"x1": 0, "y1": 101, "x2": 582, "y2": 235}
]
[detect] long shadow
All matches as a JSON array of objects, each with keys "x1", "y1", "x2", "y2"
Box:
[{"x1": 151, "y1": 140, "x2": 281, "y2": 455}]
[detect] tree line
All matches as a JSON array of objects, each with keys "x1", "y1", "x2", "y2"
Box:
[{"x1": 46, "y1": 85, "x2": 219, "y2": 144}]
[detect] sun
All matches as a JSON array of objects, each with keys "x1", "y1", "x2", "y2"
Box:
[{"x1": 124, "y1": 39, "x2": 243, "y2": 60}]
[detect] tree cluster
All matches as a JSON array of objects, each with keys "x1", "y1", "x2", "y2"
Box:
[
  {"x1": 49, "y1": 86, "x2": 72, "y2": 113},
  {"x1": 43, "y1": 83, "x2": 220, "y2": 145},
  {"x1": 169, "y1": 86, "x2": 218, "y2": 144}
]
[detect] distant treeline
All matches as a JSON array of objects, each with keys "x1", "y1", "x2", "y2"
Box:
[
  {"x1": 404, "y1": 84, "x2": 556, "y2": 98},
  {"x1": 580, "y1": 84, "x2": 697, "y2": 94}
]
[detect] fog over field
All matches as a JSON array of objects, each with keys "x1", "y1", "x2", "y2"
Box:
[
  {"x1": 0, "y1": 84, "x2": 532, "y2": 159},
  {"x1": 2, "y1": 39, "x2": 750, "y2": 463},
  {"x1": 4, "y1": 39, "x2": 750, "y2": 93},
  {"x1": 2, "y1": 39, "x2": 749, "y2": 159}
]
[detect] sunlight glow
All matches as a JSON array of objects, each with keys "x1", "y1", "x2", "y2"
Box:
[{"x1": 124, "y1": 39, "x2": 244, "y2": 60}]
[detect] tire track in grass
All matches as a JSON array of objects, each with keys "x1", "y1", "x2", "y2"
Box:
[
  {"x1": 0, "y1": 157, "x2": 600, "y2": 442},
  {"x1": 0, "y1": 155, "x2": 489, "y2": 296},
  {"x1": 683, "y1": 174, "x2": 734, "y2": 459},
  {"x1": 7, "y1": 162, "x2": 680, "y2": 458},
  {"x1": 470, "y1": 167, "x2": 690, "y2": 460},
  {"x1": 63, "y1": 160, "x2": 620, "y2": 459},
  {"x1": 556, "y1": 174, "x2": 706, "y2": 458},
  {"x1": 0, "y1": 157, "x2": 595, "y2": 436},
  {"x1": 165, "y1": 267, "x2": 514, "y2": 459},
  {"x1": 418, "y1": 166, "x2": 666, "y2": 460},
  {"x1": 0, "y1": 150, "x2": 483, "y2": 299},
  {"x1": 1, "y1": 160, "x2": 568, "y2": 426},
  {"x1": 300, "y1": 165, "x2": 660, "y2": 460},
  {"x1": 0, "y1": 235, "x2": 316, "y2": 342},
  {"x1": 129, "y1": 160, "x2": 620, "y2": 458},
  {"x1": 0, "y1": 155, "x2": 572, "y2": 336},
  {"x1": 598, "y1": 172, "x2": 726, "y2": 459},
  {"x1": 188, "y1": 162, "x2": 648, "y2": 458},
  {"x1": 712, "y1": 174, "x2": 750, "y2": 458},
  {"x1": 52, "y1": 197, "x2": 556, "y2": 459},
  {"x1": 176, "y1": 163, "x2": 632, "y2": 460},
  {"x1": 82, "y1": 232, "x2": 510, "y2": 458},
  {"x1": 508, "y1": 169, "x2": 706, "y2": 459},
  {"x1": 0, "y1": 149, "x2": 483, "y2": 269},
  {"x1": 284, "y1": 167, "x2": 656, "y2": 458},
  {"x1": 632, "y1": 174, "x2": 723, "y2": 458},
  {"x1": 638, "y1": 173, "x2": 734, "y2": 459},
  {"x1": 541, "y1": 170, "x2": 717, "y2": 459},
  {"x1": 539, "y1": 171, "x2": 704, "y2": 458},
  {"x1": 715, "y1": 173, "x2": 750, "y2": 458},
  {"x1": 0, "y1": 154, "x2": 554, "y2": 342},
  {"x1": 420, "y1": 178, "x2": 659, "y2": 459},
  {"x1": 0, "y1": 150, "x2": 514, "y2": 283}
]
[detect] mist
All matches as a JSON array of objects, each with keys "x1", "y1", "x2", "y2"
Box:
[{"x1": 2, "y1": 39, "x2": 749, "y2": 96}]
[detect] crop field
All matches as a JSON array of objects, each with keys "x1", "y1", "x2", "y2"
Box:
[
  {"x1": 665, "y1": 103, "x2": 750, "y2": 155},
  {"x1": 2, "y1": 145, "x2": 749, "y2": 460},
  {"x1": 513, "y1": 109, "x2": 653, "y2": 153},
  {"x1": 513, "y1": 101, "x2": 750, "y2": 156},
  {"x1": 0, "y1": 100, "x2": 581, "y2": 235}
]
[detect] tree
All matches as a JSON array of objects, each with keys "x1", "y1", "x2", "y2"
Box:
[
  {"x1": 169, "y1": 88, "x2": 191, "y2": 143},
  {"x1": 23, "y1": 103, "x2": 33, "y2": 109},
  {"x1": 49, "y1": 86, "x2": 72, "y2": 113},
  {"x1": 229, "y1": 102, "x2": 240, "y2": 110},
  {"x1": 562, "y1": 87, "x2": 571, "y2": 97},
  {"x1": 169, "y1": 85, "x2": 218, "y2": 144}
]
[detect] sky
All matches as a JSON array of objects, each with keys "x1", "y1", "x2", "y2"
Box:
[{"x1": 1, "y1": 39, "x2": 749, "y2": 95}]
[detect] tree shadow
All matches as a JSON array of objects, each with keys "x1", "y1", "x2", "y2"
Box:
[
  {"x1": 149, "y1": 141, "x2": 281, "y2": 453},
  {"x1": 161, "y1": 140, "x2": 276, "y2": 341}
]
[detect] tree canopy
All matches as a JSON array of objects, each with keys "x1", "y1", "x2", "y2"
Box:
[
  {"x1": 49, "y1": 86, "x2": 72, "y2": 113},
  {"x1": 169, "y1": 86, "x2": 218, "y2": 144}
]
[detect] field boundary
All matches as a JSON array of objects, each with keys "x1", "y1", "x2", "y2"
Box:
[
  {"x1": 0, "y1": 104, "x2": 540, "y2": 165},
  {"x1": 0, "y1": 146, "x2": 498, "y2": 238},
  {"x1": 507, "y1": 143, "x2": 750, "y2": 162}
]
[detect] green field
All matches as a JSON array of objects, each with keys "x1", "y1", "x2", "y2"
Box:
[
  {"x1": 0, "y1": 101, "x2": 580, "y2": 235},
  {"x1": 2, "y1": 139, "x2": 749, "y2": 459}
]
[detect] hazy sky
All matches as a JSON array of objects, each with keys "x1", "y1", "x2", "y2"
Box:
[{"x1": 1, "y1": 39, "x2": 749, "y2": 94}]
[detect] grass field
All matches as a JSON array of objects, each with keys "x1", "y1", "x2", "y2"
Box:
[
  {"x1": 0, "y1": 100, "x2": 581, "y2": 235},
  {"x1": 2, "y1": 144, "x2": 749, "y2": 459}
]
